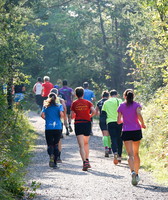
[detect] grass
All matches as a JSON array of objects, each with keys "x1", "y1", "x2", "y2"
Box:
[{"x1": 140, "y1": 85, "x2": 168, "y2": 186}]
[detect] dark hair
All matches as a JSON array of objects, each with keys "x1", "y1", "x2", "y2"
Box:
[
  {"x1": 75, "y1": 87, "x2": 84, "y2": 98},
  {"x1": 50, "y1": 88, "x2": 58, "y2": 95},
  {"x1": 102, "y1": 91, "x2": 109, "y2": 98},
  {"x1": 110, "y1": 89, "x2": 117, "y2": 96},
  {"x1": 124, "y1": 89, "x2": 134, "y2": 106},
  {"x1": 63, "y1": 80, "x2": 67, "y2": 86},
  {"x1": 83, "y1": 82, "x2": 89, "y2": 88},
  {"x1": 44, "y1": 93, "x2": 57, "y2": 107},
  {"x1": 37, "y1": 77, "x2": 42, "y2": 82}
]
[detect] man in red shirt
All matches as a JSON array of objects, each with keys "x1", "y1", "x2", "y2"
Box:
[
  {"x1": 71, "y1": 87, "x2": 96, "y2": 171},
  {"x1": 41, "y1": 76, "x2": 54, "y2": 102}
]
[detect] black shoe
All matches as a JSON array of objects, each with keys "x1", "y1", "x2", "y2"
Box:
[
  {"x1": 49, "y1": 154, "x2": 55, "y2": 167},
  {"x1": 69, "y1": 125, "x2": 73, "y2": 132},
  {"x1": 66, "y1": 128, "x2": 70, "y2": 135}
]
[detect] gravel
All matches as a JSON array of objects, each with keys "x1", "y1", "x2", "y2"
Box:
[{"x1": 25, "y1": 111, "x2": 168, "y2": 200}]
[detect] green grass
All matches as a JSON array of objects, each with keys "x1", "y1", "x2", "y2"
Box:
[{"x1": 140, "y1": 85, "x2": 168, "y2": 186}]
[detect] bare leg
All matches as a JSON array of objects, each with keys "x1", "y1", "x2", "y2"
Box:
[
  {"x1": 124, "y1": 141, "x2": 134, "y2": 172},
  {"x1": 76, "y1": 135, "x2": 86, "y2": 161},
  {"x1": 83, "y1": 136, "x2": 90, "y2": 159},
  {"x1": 133, "y1": 141, "x2": 141, "y2": 174}
]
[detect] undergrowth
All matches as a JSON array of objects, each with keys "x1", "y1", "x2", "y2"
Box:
[
  {"x1": 0, "y1": 94, "x2": 38, "y2": 199},
  {"x1": 141, "y1": 85, "x2": 168, "y2": 185}
]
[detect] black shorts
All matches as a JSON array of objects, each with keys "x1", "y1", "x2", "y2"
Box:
[
  {"x1": 121, "y1": 130, "x2": 142, "y2": 141},
  {"x1": 74, "y1": 122, "x2": 91, "y2": 136},
  {"x1": 35, "y1": 95, "x2": 43, "y2": 106},
  {"x1": 99, "y1": 121, "x2": 108, "y2": 131},
  {"x1": 66, "y1": 106, "x2": 71, "y2": 115},
  {"x1": 45, "y1": 129, "x2": 62, "y2": 146}
]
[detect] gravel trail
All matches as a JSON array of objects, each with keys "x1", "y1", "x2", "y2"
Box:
[{"x1": 26, "y1": 111, "x2": 168, "y2": 200}]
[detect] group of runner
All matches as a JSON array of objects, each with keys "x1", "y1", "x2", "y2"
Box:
[{"x1": 33, "y1": 76, "x2": 146, "y2": 186}]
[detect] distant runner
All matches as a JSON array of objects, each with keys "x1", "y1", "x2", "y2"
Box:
[
  {"x1": 33, "y1": 77, "x2": 43, "y2": 110},
  {"x1": 83, "y1": 82, "x2": 96, "y2": 135},
  {"x1": 96, "y1": 91, "x2": 112, "y2": 157},
  {"x1": 59, "y1": 80, "x2": 74, "y2": 135}
]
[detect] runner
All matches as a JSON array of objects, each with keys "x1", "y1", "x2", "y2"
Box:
[
  {"x1": 117, "y1": 89, "x2": 146, "y2": 186},
  {"x1": 95, "y1": 91, "x2": 112, "y2": 157},
  {"x1": 41, "y1": 76, "x2": 54, "y2": 102},
  {"x1": 83, "y1": 82, "x2": 96, "y2": 135},
  {"x1": 59, "y1": 80, "x2": 74, "y2": 135},
  {"x1": 33, "y1": 77, "x2": 43, "y2": 110},
  {"x1": 71, "y1": 87, "x2": 96, "y2": 171},
  {"x1": 41, "y1": 93, "x2": 64, "y2": 168},
  {"x1": 102, "y1": 90, "x2": 123, "y2": 164},
  {"x1": 50, "y1": 88, "x2": 67, "y2": 163}
]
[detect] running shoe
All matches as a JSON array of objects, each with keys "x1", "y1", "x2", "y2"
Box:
[
  {"x1": 108, "y1": 148, "x2": 112, "y2": 154},
  {"x1": 136, "y1": 174, "x2": 140, "y2": 184},
  {"x1": 131, "y1": 171, "x2": 138, "y2": 186},
  {"x1": 117, "y1": 157, "x2": 122, "y2": 163},
  {"x1": 66, "y1": 127, "x2": 70, "y2": 135},
  {"x1": 86, "y1": 159, "x2": 91, "y2": 168},
  {"x1": 57, "y1": 158, "x2": 62, "y2": 163},
  {"x1": 49, "y1": 154, "x2": 55, "y2": 167},
  {"x1": 105, "y1": 149, "x2": 109, "y2": 157},
  {"x1": 82, "y1": 161, "x2": 88, "y2": 171},
  {"x1": 113, "y1": 153, "x2": 118, "y2": 165},
  {"x1": 69, "y1": 125, "x2": 73, "y2": 132}
]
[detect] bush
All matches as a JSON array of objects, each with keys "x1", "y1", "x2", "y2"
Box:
[{"x1": 141, "y1": 85, "x2": 168, "y2": 185}]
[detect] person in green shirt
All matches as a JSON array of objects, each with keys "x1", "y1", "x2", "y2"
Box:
[{"x1": 102, "y1": 90, "x2": 123, "y2": 165}]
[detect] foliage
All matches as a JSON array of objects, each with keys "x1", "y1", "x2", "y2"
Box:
[
  {"x1": 141, "y1": 85, "x2": 168, "y2": 185},
  {"x1": 0, "y1": 94, "x2": 37, "y2": 199}
]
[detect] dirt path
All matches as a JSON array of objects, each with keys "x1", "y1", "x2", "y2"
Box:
[{"x1": 26, "y1": 111, "x2": 168, "y2": 200}]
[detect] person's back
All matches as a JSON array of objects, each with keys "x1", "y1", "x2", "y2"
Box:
[
  {"x1": 59, "y1": 86, "x2": 73, "y2": 106},
  {"x1": 42, "y1": 76, "x2": 53, "y2": 98},
  {"x1": 83, "y1": 82, "x2": 95, "y2": 102}
]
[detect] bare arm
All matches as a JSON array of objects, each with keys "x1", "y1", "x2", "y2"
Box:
[
  {"x1": 33, "y1": 84, "x2": 36, "y2": 93},
  {"x1": 137, "y1": 107, "x2": 146, "y2": 129},
  {"x1": 60, "y1": 111, "x2": 64, "y2": 119},
  {"x1": 71, "y1": 110, "x2": 76, "y2": 119},
  {"x1": 95, "y1": 106, "x2": 100, "y2": 116},
  {"x1": 41, "y1": 112, "x2": 45, "y2": 119},
  {"x1": 117, "y1": 112, "x2": 123, "y2": 124},
  {"x1": 90, "y1": 106, "x2": 96, "y2": 117}
]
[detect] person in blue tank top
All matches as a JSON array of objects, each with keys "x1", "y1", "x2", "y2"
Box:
[
  {"x1": 41, "y1": 93, "x2": 64, "y2": 168},
  {"x1": 83, "y1": 82, "x2": 96, "y2": 135}
]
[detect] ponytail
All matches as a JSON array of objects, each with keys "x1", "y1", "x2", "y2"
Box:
[
  {"x1": 124, "y1": 89, "x2": 134, "y2": 106},
  {"x1": 44, "y1": 93, "x2": 57, "y2": 108}
]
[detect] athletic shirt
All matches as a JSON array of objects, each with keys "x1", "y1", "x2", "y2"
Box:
[
  {"x1": 34, "y1": 82, "x2": 42, "y2": 95},
  {"x1": 71, "y1": 99, "x2": 93, "y2": 123},
  {"x1": 42, "y1": 104, "x2": 64, "y2": 130},
  {"x1": 102, "y1": 97, "x2": 122, "y2": 123},
  {"x1": 14, "y1": 84, "x2": 24, "y2": 93},
  {"x1": 42, "y1": 82, "x2": 54, "y2": 97},
  {"x1": 83, "y1": 89, "x2": 95, "y2": 102},
  {"x1": 117, "y1": 101, "x2": 142, "y2": 131},
  {"x1": 59, "y1": 86, "x2": 73, "y2": 106},
  {"x1": 96, "y1": 98, "x2": 108, "y2": 121}
]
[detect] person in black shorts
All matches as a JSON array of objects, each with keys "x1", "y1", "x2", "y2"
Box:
[
  {"x1": 71, "y1": 87, "x2": 96, "y2": 171},
  {"x1": 96, "y1": 91, "x2": 112, "y2": 157}
]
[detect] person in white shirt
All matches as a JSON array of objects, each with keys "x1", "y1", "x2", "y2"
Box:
[{"x1": 33, "y1": 77, "x2": 43, "y2": 110}]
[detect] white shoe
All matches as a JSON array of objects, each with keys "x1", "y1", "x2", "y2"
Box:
[{"x1": 131, "y1": 171, "x2": 138, "y2": 186}]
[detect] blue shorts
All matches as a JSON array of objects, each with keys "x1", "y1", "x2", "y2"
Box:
[{"x1": 14, "y1": 93, "x2": 24, "y2": 102}]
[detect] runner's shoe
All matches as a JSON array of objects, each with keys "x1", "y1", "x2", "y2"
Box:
[
  {"x1": 86, "y1": 159, "x2": 91, "y2": 168},
  {"x1": 57, "y1": 158, "x2": 62, "y2": 163},
  {"x1": 108, "y1": 148, "x2": 112, "y2": 154},
  {"x1": 66, "y1": 127, "x2": 70, "y2": 135},
  {"x1": 117, "y1": 157, "x2": 122, "y2": 163},
  {"x1": 113, "y1": 153, "x2": 118, "y2": 165},
  {"x1": 69, "y1": 125, "x2": 73, "y2": 132},
  {"x1": 105, "y1": 149, "x2": 109, "y2": 157},
  {"x1": 136, "y1": 174, "x2": 140, "y2": 184},
  {"x1": 82, "y1": 161, "x2": 89, "y2": 171},
  {"x1": 131, "y1": 171, "x2": 138, "y2": 186},
  {"x1": 49, "y1": 154, "x2": 55, "y2": 167}
]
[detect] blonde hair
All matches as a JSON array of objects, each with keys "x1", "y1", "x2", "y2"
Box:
[{"x1": 44, "y1": 93, "x2": 57, "y2": 108}]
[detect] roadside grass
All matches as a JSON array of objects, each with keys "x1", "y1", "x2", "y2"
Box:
[
  {"x1": 0, "y1": 105, "x2": 38, "y2": 199},
  {"x1": 140, "y1": 86, "x2": 168, "y2": 186}
]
